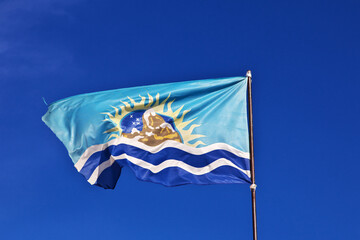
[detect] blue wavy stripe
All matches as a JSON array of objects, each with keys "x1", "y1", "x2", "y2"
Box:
[
  {"x1": 95, "y1": 161, "x2": 251, "y2": 189},
  {"x1": 95, "y1": 162, "x2": 121, "y2": 189},
  {"x1": 79, "y1": 143, "x2": 250, "y2": 180}
]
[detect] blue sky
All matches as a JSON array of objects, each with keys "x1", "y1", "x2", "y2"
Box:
[{"x1": 1, "y1": 0, "x2": 359, "y2": 239}]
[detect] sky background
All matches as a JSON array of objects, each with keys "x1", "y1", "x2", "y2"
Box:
[{"x1": 1, "y1": 0, "x2": 359, "y2": 239}]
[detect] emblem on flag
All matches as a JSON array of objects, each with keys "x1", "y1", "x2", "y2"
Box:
[
  {"x1": 43, "y1": 77, "x2": 251, "y2": 189},
  {"x1": 103, "y1": 93, "x2": 205, "y2": 147}
]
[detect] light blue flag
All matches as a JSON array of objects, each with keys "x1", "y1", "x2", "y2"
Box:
[{"x1": 42, "y1": 77, "x2": 251, "y2": 189}]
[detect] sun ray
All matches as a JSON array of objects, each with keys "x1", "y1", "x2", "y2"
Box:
[
  {"x1": 139, "y1": 95, "x2": 146, "y2": 105},
  {"x1": 101, "y1": 112, "x2": 114, "y2": 118},
  {"x1": 190, "y1": 140, "x2": 206, "y2": 148},
  {"x1": 104, "y1": 126, "x2": 121, "y2": 134},
  {"x1": 161, "y1": 94, "x2": 171, "y2": 105},
  {"x1": 177, "y1": 109, "x2": 190, "y2": 123},
  {"x1": 154, "y1": 93, "x2": 160, "y2": 106},
  {"x1": 145, "y1": 93, "x2": 153, "y2": 108},
  {"x1": 120, "y1": 100, "x2": 131, "y2": 111},
  {"x1": 127, "y1": 96, "x2": 136, "y2": 106},
  {"x1": 177, "y1": 117, "x2": 196, "y2": 129}
]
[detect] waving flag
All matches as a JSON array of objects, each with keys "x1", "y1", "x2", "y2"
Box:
[{"x1": 42, "y1": 77, "x2": 251, "y2": 189}]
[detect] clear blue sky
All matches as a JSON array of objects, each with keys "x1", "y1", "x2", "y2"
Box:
[{"x1": 1, "y1": 1, "x2": 359, "y2": 239}]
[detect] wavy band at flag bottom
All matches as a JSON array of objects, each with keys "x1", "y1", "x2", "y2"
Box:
[
  {"x1": 42, "y1": 76, "x2": 251, "y2": 189},
  {"x1": 76, "y1": 137, "x2": 250, "y2": 188}
]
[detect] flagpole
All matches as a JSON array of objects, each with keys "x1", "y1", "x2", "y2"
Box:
[{"x1": 246, "y1": 70, "x2": 258, "y2": 240}]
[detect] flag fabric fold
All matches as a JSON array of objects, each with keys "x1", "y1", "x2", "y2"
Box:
[{"x1": 42, "y1": 77, "x2": 251, "y2": 189}]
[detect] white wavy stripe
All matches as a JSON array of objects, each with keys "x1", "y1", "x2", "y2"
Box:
[
  {"x1": 88, "y1": 153, "x2": 251, "y2": 185},
  {"x1": 75, "y1": 137, "x2": 250, "y2": 172}
]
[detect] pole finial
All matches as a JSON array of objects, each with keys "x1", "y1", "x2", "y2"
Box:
[{"x1": 246, "y1": 70, "x2": 252, "y2": 78}]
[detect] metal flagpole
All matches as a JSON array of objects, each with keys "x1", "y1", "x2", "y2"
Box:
[{"x1": 246, "y1": 70, "x2": 258, "y2": 240}]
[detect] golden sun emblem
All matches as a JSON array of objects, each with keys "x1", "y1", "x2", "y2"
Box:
[{"x1": 102, "y1": 93, "x2": 205, "y2": 148}]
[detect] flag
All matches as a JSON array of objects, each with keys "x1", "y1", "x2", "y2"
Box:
[{"x1": 42, "y1": 77, "x2": 251, "y2": 189}]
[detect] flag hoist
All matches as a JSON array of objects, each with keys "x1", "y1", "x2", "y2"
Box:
[{"x1": 246, "y1": 70, "x2": 258, "y2": 240}]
